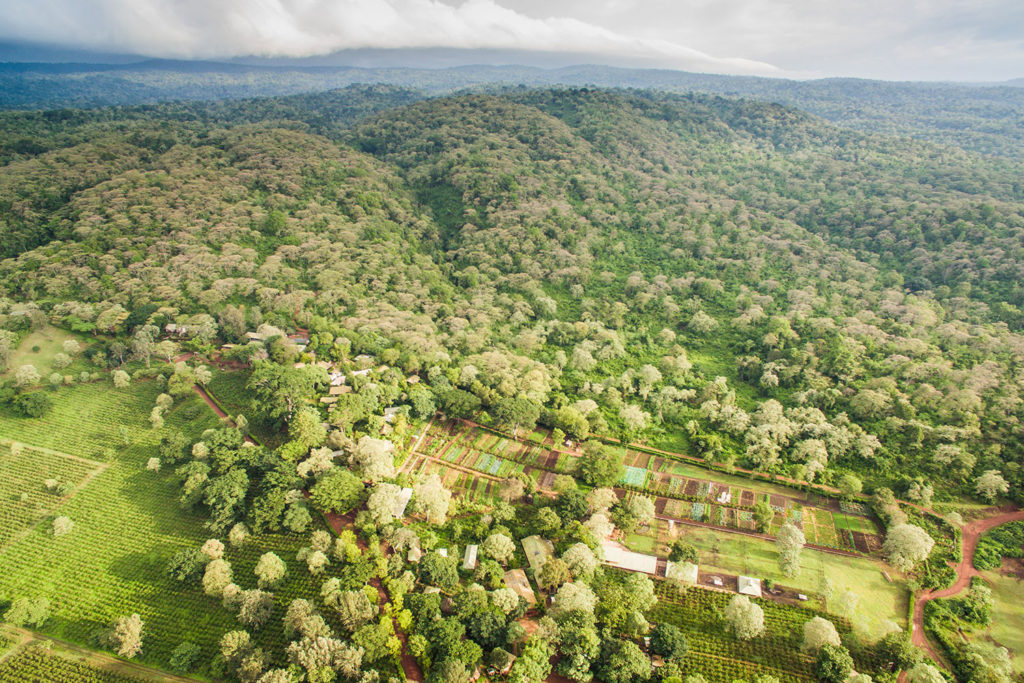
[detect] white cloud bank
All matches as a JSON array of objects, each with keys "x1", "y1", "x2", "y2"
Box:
[{"x1": 0, "y1": 0, "x2": 780, "y2": 76}]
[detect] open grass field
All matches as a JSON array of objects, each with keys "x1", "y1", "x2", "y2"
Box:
[
  {"x1": 980, "y1": 569, "x2": 1024, "y2": 671},
  {"x1": 0, "y1": 325, "x2": 90, "y2": 381},
  {"x1": 627, "y1": 521, "x2": 906, "y2": 640},
  {"x1": 0, "y1": 442, "x2": 102, "y2": 547}
]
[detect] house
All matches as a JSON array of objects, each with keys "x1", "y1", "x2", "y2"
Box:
[
  {"x1": 738, "y1": 576, "x2": 762, "y2": 598},
  {"x1": 246, "y1": 331, "x2": 265, "y2": 343},
  {"x1": 600, "y1": 538, "x2": 658, "y2": 575},
  {"x1": 407, "y1": 544, "x2": 422, "y2": 563},
  {"x1": 437, "y1": 548, "x2": 449, "y2": 558},
  {"x1": 462, "y1": 544, "x2": 479, "y2": 571},
  {"x1": 392, "y1": 487, "x2": 413, "y2": 519},
  {"x1": 407, "y1": 375, "x2": 420, "y2": 384},
  {"x1": 320, "y1": 397, "x2": 339, "y2": 405},
  {"x1": 328, "y1": 386, "x2": 347, "y2": 396},
  {"x1": 329, "y1": 372, "x2": 346, "y2": 386},
  {"x1": 383, "y1": 407, "x2": 400, "y2": 423},
  {"x1": 351, "y1": 368, "x2": 372, "y2": 378},
  {"x1": 521, "y1": 535, "x2": 555, "y2": 574},
  {"x1": 503, "y1": 569, "x2": 537, "y2": 606}
]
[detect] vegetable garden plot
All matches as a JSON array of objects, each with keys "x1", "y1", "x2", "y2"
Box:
[
  {"x1": 0, "y1": 444, "x2": 99, "y2": 547},
  {"x1": 621, "y1": 466, "x2": 648, "y2": 487}
]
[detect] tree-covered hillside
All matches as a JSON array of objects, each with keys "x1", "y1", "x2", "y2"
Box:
[{"x1": 2, "y1": 86, "x2": 1023, "y2": 506}]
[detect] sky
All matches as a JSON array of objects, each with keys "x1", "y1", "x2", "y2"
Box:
[{"x1": 0, "y1": 0, "x2": 1021, "y2": 81}]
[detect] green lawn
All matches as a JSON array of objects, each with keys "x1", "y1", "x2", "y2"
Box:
[
  {"x1": 979, "y1": 570, "x2": 1024, "y2": 672},
  {"x1": 637, "y1": 524, "x2": 906, "y2": 640}
]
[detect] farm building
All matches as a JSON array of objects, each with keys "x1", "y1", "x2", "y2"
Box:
[
  {"x1": 504, "y1": 569, "x2": 537, "y2": 606},
  {"x1": 463, "y1": 544, "x2": 479, "y2": 570},
  {"x1": 600, "y1": 538, "x2": 658, "y2": 574},
  {"x1": 738, "y1": 576, "x2": 762, "y2": 598},
  {"x1": 522, "y1": 535, "x2": 555, "y2": 573},
  {"x1": 665, "y1": 561, "x2": 699, "y2": 584}
]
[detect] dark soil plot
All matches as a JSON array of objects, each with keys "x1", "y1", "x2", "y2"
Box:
[
  {"x1": 684, "y1": 479, "x2": 701, "y2": 496},
  {"x1": 741, "y1": 490, "x2": 756, "y2": 507},
  {"x1": 769, "y1": 494, "x2": 787, "y2": 508}
]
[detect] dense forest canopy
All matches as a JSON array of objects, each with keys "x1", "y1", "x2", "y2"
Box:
[{"x1": 2, "y1": 85, "x2": 1024, "y2": 507}]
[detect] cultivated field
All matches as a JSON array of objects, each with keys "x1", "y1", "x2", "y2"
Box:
[{"x1": 0, "y1": 442, "x2": 102, "y2": 547}]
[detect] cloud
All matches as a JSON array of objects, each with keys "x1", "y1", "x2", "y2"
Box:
[{"x1": 0, "y1": 0, "x2": 780, "y2": 76}]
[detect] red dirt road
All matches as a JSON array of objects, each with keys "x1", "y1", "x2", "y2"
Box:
[{"x1": 911, "y1": 508, "x2": 1024, "y2": 663}]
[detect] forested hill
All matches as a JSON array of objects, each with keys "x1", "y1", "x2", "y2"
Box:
[
  {"x1": 3, "y1": 60, "x2": 1024, "y2": 160},
  {"x1": 2, "y1": 87, "x2": 1024, "y2": 504}
]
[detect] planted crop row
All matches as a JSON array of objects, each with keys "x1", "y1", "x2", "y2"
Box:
[
  {"x1": 0, "y1": 444, "x2": 99, "y2": 547},
  {"x1": 0, "y1": 644, "x2": 146, "y2": 682}
]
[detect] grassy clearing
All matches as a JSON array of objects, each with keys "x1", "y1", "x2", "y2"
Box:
[
  {"x1": 979, "y1": 570, "x2": 1024, "y2": 671},
  {"x1": 629, "y1": 522, "x2": 906, "y2": 640},
  {"x1": 1, "y1": 325, "x2": 87, "y2": 379},
  {"x1": 0, "y1": 443, "x2": 101, "y2": 547}
]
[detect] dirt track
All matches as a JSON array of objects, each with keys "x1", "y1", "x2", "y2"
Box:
[{"x1": 911, "y1": 508, "x2": 1024, "y2": 663}]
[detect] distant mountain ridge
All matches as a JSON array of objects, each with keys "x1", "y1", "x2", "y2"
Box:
[{"x1": 1, "y1": 58, "x2": 1023, "y2": 159}]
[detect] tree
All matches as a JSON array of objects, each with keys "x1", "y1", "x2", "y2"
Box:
[
  {"x1": 309, "y1": 468, "x2": 365, "y2": 514},
  {"x1": 883, "y1": 524, "x2": 935, "y2": 572},
  {"x1": 562, "y1": 543, "x2": 599, "y2": 580},
  {"x1": 595, "y1": 638, "x2": 650, "y2": 683},
  {"x1": 169, "y1": 642, "x2": 201, "y2": 673},
  {"x1": 247, "y1": 361, "x2": 326, "y2": 426},
  {"x1": 614, "y1": 494, "x2": 655, "y2": 532},
  {"x1": 481, "y1": 532, "x2": 515, "y2": 566},
  {"x1": 550, "y1": 582, "x2": 598, "y2": 616},
  {"x1": 229, "y1": 523, "x2": 250, "y2": 547},
  {"x1": 649, "y1": 623, "x2": 687, "y2": 659},
  {"x1": 907, "y1": 663, "x2": 946, "y2": 683},
  {"x1": 753, "y1": 500, "x2": 774, "y2": 533},
  {"x1": 203, "y1": 558, "x2": 233, "y2": 596},
  {"x1": 52, "y1": 516, "x2": 73, "y2": 536},
  {"x1": 975, "y1": 470, "x2": 1009, "y2": 502},
  {"x1": 879, "y1": 631, "x2": 920, "y2": 670},
  {"x1": 776, "y1": 522, "x2": 805, "y2": 577},
  {"x1": 367, "y1": 482, "x2": 404, "y2": 526},
  {"x1": 166, "y1": 548, "x2": 208, "y2": 584},
  {"x1": 838, "y1": 473, "x2": 863, "y2": 499},
  {"x1": 493, "y1": 397, "x2": 541, "y2": 438},
  {"x1": 322, "y1": 580, "x2": 376, "y2": 632},
  {"x1": 815, "y1": 644, "x2": 854, "y2": 683},
  {"x1": 419, "y1": 552, "x2": 459, "y2": 590},
  {"x1": 236, "y1": 589, "x2": 275, "y2": 630},
  {"x1": 289, "y1": 406, "x2": 327, "y2": 451},
  {"x1": 588, "y1": 487, "x2": 619, "y2": 513},
  {"x1": 669, "y1": 539, "x2": 699, "y2": 564},
  {"x1": 802, "y1": 616, "x2": 841, "y2": 652},
  {"x1": 201, "y1": 538, "x2": 225, "y2": 560},
  {"x1": 724, "y1": 594, "x2": 764, "y2": 640},
  {"x1": 15, "y1": 364, "x2": 39, "y2": 386},
  {"x1": 537, "y1": 557, "x2": 570, "y2": 592},
  {"x1": 578, "y1": 442, "x2": 625, "y2": 488},
  {"x1": 349, "y1": 435, "x2": 395, "y2": 483},
  {"x1": 254, "y1": 552, "x2": 286, "y2": 589},
  {"x1": 414, "y1": 473, "x2": 452, "y2": 525},
  {"x1": 3, "y1": 597, "x2": 50, "y2": 627},
  {"x1": 618, "y1": 404, "x2": 650, "y2": 439},
  {"x1": 110, "y1": 614, "x2": 145, "y2": 658}
]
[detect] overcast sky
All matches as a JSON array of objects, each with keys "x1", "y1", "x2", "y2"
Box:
[{"x1": 1, "y1": 0, "x2": 1021, "y2": 81}]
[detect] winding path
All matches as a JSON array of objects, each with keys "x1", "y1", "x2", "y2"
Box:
[{"x1": 911, "y1": 508, "x2": 1024, "y2": 664}]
